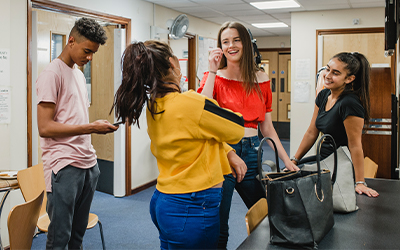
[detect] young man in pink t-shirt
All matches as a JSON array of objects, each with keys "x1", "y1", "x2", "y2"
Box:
[{"x1": 36, "y1": 17, "x2": 119, "y2": 249}]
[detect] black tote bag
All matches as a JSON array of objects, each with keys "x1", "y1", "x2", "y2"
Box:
[{"x1": 264, "y1": 134, "x2": 337, "y2": 249}]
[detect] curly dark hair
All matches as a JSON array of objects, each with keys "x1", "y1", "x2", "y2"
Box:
[{"x1": 70, "y1": 17, "x2": 107, "y2": 45}]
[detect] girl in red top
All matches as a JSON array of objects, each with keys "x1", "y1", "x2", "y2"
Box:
[{"x1": 198, "y1": 21, "x2": 299, "y2": 248}]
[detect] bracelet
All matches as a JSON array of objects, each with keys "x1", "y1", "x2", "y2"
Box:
[
  {"x1": 290, "y1": 156, "x2": 299, "y2": 165},
  {"x1": 209, "y1": 71, "x2": 217, "y2": 74},
  {"x1": 355, "y1": 181, "x2": 368, "y2": 187}
]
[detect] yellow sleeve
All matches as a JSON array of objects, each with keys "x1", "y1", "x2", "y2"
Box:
[
  {"x1": 198, "y1": 98, "x2": 244, "y2": 144},
  {"x1": 223, "y1": 142, "x2": 235, "y2": 154}
]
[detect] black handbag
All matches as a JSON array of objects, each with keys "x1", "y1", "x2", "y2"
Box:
[
  {"x1": 264, "y1": 134, "x2": 337, "y2": 249},
  {"x1": 257, "y1": 137, "x2": 280, "y2": 191}
]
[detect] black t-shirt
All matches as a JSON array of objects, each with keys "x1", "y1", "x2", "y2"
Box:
[{"x1": 315, "y1": 89, "x2": 364, "y2": 158}]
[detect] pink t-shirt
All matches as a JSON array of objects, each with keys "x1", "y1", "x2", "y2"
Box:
[{"x1": 36, "y1": 58, "x2": 97, "y2": 192}]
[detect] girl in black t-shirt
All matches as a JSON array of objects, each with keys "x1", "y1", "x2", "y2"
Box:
[{"x1": 291, "y1": 52, "x2": 379, "y2": 198}]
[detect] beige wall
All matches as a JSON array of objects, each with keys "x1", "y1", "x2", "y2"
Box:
[
  {"x1": 256, "y1": 36, "x2": 291, "y2": 49},
  {"x1": 290, "y1": 7, "x2": 385, "y2": 156}
]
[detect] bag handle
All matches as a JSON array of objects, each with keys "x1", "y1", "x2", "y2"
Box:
[
  {"x1": 316, "y1": 134, "x2": 337, "y2": 188},
  {"x1": 258, "y1": 137, "x2": 280, "y2": 189}
]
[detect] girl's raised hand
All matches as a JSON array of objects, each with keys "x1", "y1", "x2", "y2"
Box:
[{"x1": 208, "y1": 48, "x2": 223, "y2": 72}]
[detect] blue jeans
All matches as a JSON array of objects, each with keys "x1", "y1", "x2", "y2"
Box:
[
  {"x1": 150, "y1": 188, "x2": 222, "y2": 249},
  {"x1": 218, "y1": 136, "x2": 266, "y2": 249}
]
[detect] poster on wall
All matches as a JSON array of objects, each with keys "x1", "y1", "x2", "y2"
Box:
[
  {"x1": 0, "y1": 49, "x2": 10, "y2": 86},
  {"x1": 295, "y1": 58, "x2": 310, "y2": 80},
  {"x1": 293, "y1": 81, "x2": 310, "y2": 103},
  {"x1": 0, "y1": 86, "x2": 11, "y2": 124},
  {"x1": 197, "y1": 36, "x2": 217, "y2": 84}
]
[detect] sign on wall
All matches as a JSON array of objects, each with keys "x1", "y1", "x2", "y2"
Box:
[{"x1": 0, "y1": 49, "x2": 10, "y2": 86}]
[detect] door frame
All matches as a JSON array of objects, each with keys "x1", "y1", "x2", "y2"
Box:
[{"x1": 27, "y1": 0, "x2": 132, "y2": 195}]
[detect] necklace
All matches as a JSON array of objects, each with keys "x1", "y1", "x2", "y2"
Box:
[{"x1": 59, "y1": 54, "x2": 65, "y2": 63}]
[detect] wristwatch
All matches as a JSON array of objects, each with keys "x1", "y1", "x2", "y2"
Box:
[
  {"x1": 355, "y1": 181, "x2": 367, "y2": 187},
  {"x1": 290, "y1": 156, "x2": 299, "y2": 165}
]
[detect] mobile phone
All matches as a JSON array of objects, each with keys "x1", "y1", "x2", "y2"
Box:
[{"x1": 113, "y1": 121, "x2": 124, "y2": 126}]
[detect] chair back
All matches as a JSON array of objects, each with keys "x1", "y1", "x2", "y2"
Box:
[
  {"x1": 364, "y1": 157, "x2": 378, "y2": 178},
  {"x1": 7, "y1": 191, "x2": 44, "y2": 249},
  {"x1": 17, "y1": 163, "x2": 47, "y2": 218},
  {"x1": 245, "y1": 198, "x2": 268, "y2": 235}
]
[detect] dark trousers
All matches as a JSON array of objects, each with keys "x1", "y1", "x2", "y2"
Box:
[
  {"x1": 46, "y1": 163, "x2": 100, "y2": 250},
  {"x1": 218, "y1": 136, "x2": 266, "y2": 249}
]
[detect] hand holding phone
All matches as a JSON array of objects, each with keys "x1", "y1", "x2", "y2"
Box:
[{"x1": 113, "y1": 121, "x2": 124, "y2": 126}]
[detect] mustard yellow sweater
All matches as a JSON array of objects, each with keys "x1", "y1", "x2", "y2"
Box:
[{"x1": 147, "y1": 90, "x2": 245, "y2": 194}]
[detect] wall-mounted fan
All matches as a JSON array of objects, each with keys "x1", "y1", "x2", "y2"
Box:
[{"x1": 151, "y1": 14, "x2": 189, "y2": 40}]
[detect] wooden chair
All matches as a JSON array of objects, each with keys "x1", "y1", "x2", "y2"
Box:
[
  {"x1": 7, "y1": 191, "x2": 44, "y2": 250},
  {"x1": 245, "y1": 198, "x2": 268, "y2": 235},
  {"x1": 364, "y1": 157, "x2": 378, "y2": 178},
  {"x1": 17, "y1": 163, "x2": 105, "y2": 249}
]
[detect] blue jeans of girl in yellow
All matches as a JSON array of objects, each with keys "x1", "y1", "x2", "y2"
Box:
[{"x1": 150, "y1": 187, "x2": 222, "y2": 249}]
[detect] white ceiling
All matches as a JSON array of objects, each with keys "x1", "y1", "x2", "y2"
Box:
[{"x1": 144, "y1": 0, "x2": 385, "y2": 37}]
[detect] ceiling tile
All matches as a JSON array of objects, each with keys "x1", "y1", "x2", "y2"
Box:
[
  {"x1": 269, "y1": 13, "x2": 291, "y2": 19},
  {"x1": 234, "y1": 14, "x2": 276, "y2": 22},
  {"x1": 192, "y1": 0, "x2": 244, "y2": 4},
  {"x1": 205, "y1": 4, "x2": 256, "y2": 11},
  {"x1": 222, "y1": 9, "x2": 266, "y2": 16},
  {"x1": 203, "y1": 17, "x2": 238, "y2": 24},
  {"x1": 351, "y1": 2, "x2": 386, "y2": 8},
  {"x1": 144, "y1": 0, "x2": 198, "y2": 7}
]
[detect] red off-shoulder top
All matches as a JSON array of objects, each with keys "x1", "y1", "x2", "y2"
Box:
[{"x1": 198, "y1": 72, "x2": 272, "y2": 129}]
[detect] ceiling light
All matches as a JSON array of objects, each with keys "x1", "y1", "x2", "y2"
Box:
[
  {"x1": 252, "y1": 22, "x2": 288, "y2": 28},
  {"x1": 250, "y1": 0, "x2": 300, "y2": 10}
]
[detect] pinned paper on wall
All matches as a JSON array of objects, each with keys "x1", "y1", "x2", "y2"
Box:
[
  {"x1": 0, "y1": 49, "x2": 10, "y2": 86},
  {"x1": 295, "y1": 58, "x2": 310, "y2": 80},
  {"x1": 179, "y1": 59, "x2": 188, "y2": 92},
  {"x1": 293, "y1": 81, "x2": 310, "y2": 103},
  {"x1": 197, "y1": 36, "x2": 217, "y2": 82},
  {"x1": 0, "y1": 86, "x2": 11, "y2": 124}
]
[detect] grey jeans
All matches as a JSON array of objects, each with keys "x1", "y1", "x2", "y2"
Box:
[{"x1": 46, "y1": 163, "x2": 100, "y2": 250}]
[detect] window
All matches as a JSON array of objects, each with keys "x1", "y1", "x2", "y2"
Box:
[{"x1": 51, "y1": 33, "x2": 65, "y2": 61}]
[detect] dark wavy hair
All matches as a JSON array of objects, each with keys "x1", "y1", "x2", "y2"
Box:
[
  {"x1": 110, "y1": 41, "x2": 180, "y2": 127},
  {"x1": 70, "y1": 17, "x2": 107, "y2": 45},
  {"x1": 332, "y1": 52, "x2": 371, "y2": 123},
  {"x1": 217, "y1": 21, "x2": 260, "y2": 96}
]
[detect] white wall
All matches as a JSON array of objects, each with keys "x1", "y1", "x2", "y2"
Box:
[
  {"x1": 290, "y1": 7, "x2": 385, "y2": 156},
  {"x1": 153, "y1": 4, "x2": 220, "y2": 42},
  {"x1": 53, "y1": 0, "x2": 154, "y2": 42}
]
